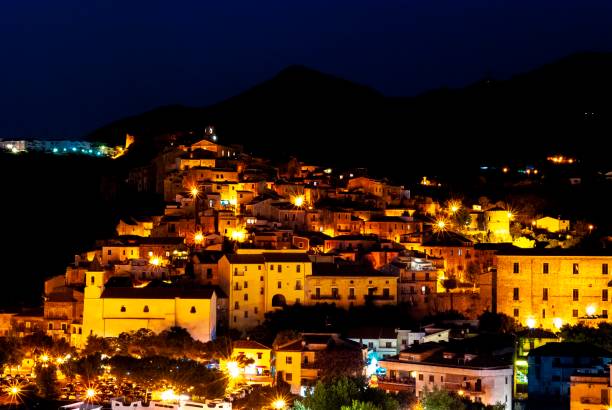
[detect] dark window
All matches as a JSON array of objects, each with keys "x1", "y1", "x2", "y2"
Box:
[
  {"x1": 543, "y1": 263, "x2": 549, "y2": 274},
  {"x1": 513, "y1": 288, "x2": 519, "y2": 301},
  {"x1": 296, "y1": 265, "x2": 301, "y2": 273},
  {"x1": 277, "y1": 281, "x2": 282, "y2": 289},
  {"x1": 244, "y1": 311, "x2": 248, "y2": 318},
  {"x1": 260, "y1": 287, "x2": 264, "y2": 295},
  {"x1": 604, "y1": 264, "x2": 609, "y2": 275},
  {"x1": 383, "y1": 288, "x2": 390, "y2": 298},
  {"x1": 286, "y1": 373, "x2": 292, "y2": 381},
  {"x1": 543, "y1": 288, "x2": 548, "y2": 301},
  {"x1": 573, "y1": 289, "x2": 579, "y2": 301},
  {"x1": 260, "y1": 275, "x2": 264, "y2": 281},
  {"x1": 573, "y1": 263, "x2": 579, "y2": 274},
  {"x1": 257, "y1": 353, "x2": 262, "y2": 359},
  {"x1": 286, "y1": 356, "x2": 292, "y2": 364},
  {"x1": 604, "y1": 289, "x2": 609, "y2": 301},
  {"x1": 206, "y1": 268, "x2": 213, "y2": 279},
  {"x1": 542, "y1": 309, "x2": 546, "y2": 318},
  {"x1": 513, "y1": 262, "x2": 519, "y2": 273},
  {"x1": 278, "y1": 265, "x2": 283, "y2": 273},
  {"x1": 90, "y1": 276, "x2": 95, "y2": 285},
  {"x1": 244, "y1": 294, "x2": 248, "y2": 301},
  {"x1": 513, "y1": 308, "x2": 519, "y2": 317},
  {"x1": 244, "y1": 281, "x2": 248, "y2": 289},
  {"x1": 48, "y1": 323, "x2": 53, "y2": 330},
  {"x1": 120, "y1": 306, "x2": 126, "y2": 312},
  {"x1": 604, "y1": 310, "x2": 608, "y2": 318},
  {"x1": 143, "y1": 305, "x2": 149, "y2": 312},
  {"x1": 418, "y1": 374, "x2": 424, "y2": 381},
  {"x1": 190, "y1": 306, "x2": 196, "y2": 314},
  {"x1": 234, "y1": 302, "x2": 239, "y2": 310},
  {"x1": 429, "y1": 375, "x2": 434, "y2": 383},
  {"x1": 573, "y1": 309, "x2": 578, "y2": 317}
]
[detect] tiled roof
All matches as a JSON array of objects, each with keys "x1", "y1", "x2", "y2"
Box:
[{"x1": 233, "y1": 340, "x2": 271, "y2": 350}]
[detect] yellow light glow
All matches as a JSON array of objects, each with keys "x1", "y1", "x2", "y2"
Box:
[
  {"x1": 161, "y1": 389, "x2": 176, "y2": 401},
  {"x1": 502, "y1": 167, "x2": 508, "y2": 173},
  {"x1": 588, "y1": 224, "x2": 594, "y2": 230},
  {"x1": 448, "y1": 201, "x2": 460, "y2": 214},
  {"x1": 190, "y1": 186, "x2": 199, "y2": 197},
  {"x1": 194, "y1": 232, "x2": 204, "y2": 244},
  {"x1": 10, "y1": 386, "x2": 20, "y2": 395},
  {"x1": 434, "y1": 218, "x2": 448, "y2": 233},
  {"x1": 231, "y1": 230, "x2": 246, "y2": 242},
  {"x1": 586, "y1": 305, "x2": 597, "y2": 316},
  {"x1": 292, "y1": 195, "x2": 305, "y2": 207},
  {"x1": 457, "y1": 389, "x2": 464, "y2": 396},
  {"x1": 515, "y1": 360, "x2": 528, "y2": 367},
  {"x1": 225, "y1": 360, "x2": 240, "y2": 379},
  {"x1": 40, "y1": 354, "x2": 49, "y2": 363},
  {"x1": 526, "y1": 318, "x2": 536, "y2": 329},
  {"x1": 272, "y1": 398, "x2": 286, "y2": 409},
  {"x1": 86, "y1": 388, "x2": 96, "y2": 399},
  {"x1": 553, "y1": 317, "x2": 563, "y2": 329},
  {"x1": 56, "y1": 357, "x2": 65, "y2": 364},
  {"x1": 149, "y1": 257, "x2": 161, "y2": 266},
  {"x1": 410, "y1": 371, "x2": 417, "y2": 378},
  {"x1": 507, "y1": 211, "x2": 513, "y2": 219}
]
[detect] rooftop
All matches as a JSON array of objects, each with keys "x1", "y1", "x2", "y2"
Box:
[{"x1": 529, "y1": 342, "x2": 612, "y2": 358}]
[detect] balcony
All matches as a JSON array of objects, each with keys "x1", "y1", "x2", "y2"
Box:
[{"x1": 311, "y1": 294, "x2": 341, "y2": 301}]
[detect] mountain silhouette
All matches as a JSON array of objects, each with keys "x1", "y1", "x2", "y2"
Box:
[{"x1": 89, "y1": 52, "x2": 612, "y2": 178}]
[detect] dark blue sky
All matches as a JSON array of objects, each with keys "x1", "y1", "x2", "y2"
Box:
[{"x1": 2, "y1": 0, "x2": 612, "y2": 137}]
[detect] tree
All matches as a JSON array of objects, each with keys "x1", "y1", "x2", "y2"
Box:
[
  {"x1": 0, "y1": 337, "x2": 23, "y2": 368},
  {"x1": 420, "y1": 388, "x2": 465, "y2": 410},
  {"x1": 341, "y1": 401, "x2": 381, "y2": 410},
  {"x1": 35, "y1": 363, "x2": 59, "y2": 399},
  {"x1": 317, "y1": 347, "x2": 365, "y2": 382},
  {"x1": 478, "y1": 311, "x2": 518, "y2": 334},
  {"x1": 452, "y1": 209, "x2": 472, "y2": 231},
  {"x1": 294, "y1": 377, "x2": 399, "y2": 410}
]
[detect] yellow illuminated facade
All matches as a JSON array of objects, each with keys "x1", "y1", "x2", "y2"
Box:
[
  {"x1": 497, "y1": 251, "x2": 612, "y2": 330},
  {"x1": 218, "y1": 250, "x2": 312, "y2": 330},
  {"x1": 569, "y1": 371, "x2": 611, "y2": 410},
  {"x1": 82, "y1": 270, "x2": 217, "y2": 342},
  {"x1": 231, "y1": 340, "x2": 273, "y2": 385},
  {"x1": 305, "y1": 273, "x2": 398, "y2": 309}
]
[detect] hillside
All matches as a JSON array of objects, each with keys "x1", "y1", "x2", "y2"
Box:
[{"x1": 88, "y1": 52, "x2": 612, "y2": 178}]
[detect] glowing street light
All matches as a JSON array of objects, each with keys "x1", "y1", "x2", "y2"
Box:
[
  {"x1": 271, "y1": 398, "x2": 287, "y2": 409},
  {"x1": 86, "y1": 388, "x2": 97, "y2": 399},
  {"x1": 586, "y1": 305, "x2": 597, "y2": 317},
  {"x1": 190, "y1": 186, "x2": 199, "y2": 198},
  {"x1": 150, "y1": 257, "x2": 161, "y2": 266},
  {"x1": 161, "y1": 389, "x2": 176, "y2": 401},
  {"x1": 526, "y1": 318, "x2": 536, "y2": 329},
  {"x1": 225, "y1": 360, "x2": 240, "y2": 379},
  {"x1": 553, "y1": 317, "x2": 563, "y2": 329},
  {"x1": 194, "y1": 232, "x2": 204, "y2": 245},
  {"x1": 291, "y1": 195, "x2": 305, "y2": 207},
  {"x1": 40, "y1": 354, "x2": 49, "y2": 363}
]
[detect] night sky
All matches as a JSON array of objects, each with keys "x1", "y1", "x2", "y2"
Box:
[{"x1": 2, "y1": 0, "x2": 612, "y2": 138}]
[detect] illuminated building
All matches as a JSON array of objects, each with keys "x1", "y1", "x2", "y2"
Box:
[
  {"x1": 535, "y1": 216, "x2": 570, "y2": 233},
  {"x1": 484, "y1": 207, "x2": 512, "y2": 243},
  {"x1": 496, "y1": 249, "x2": 612, "y2": 330},
  {"x1": 82, "y1": 270, "x2": 218, "y2": 342},
  {"x1": 231, "y1": 339, "x2": 273, "y2": 385},
  {"x1": 116, "y1": 217, "x2": 155, "y2": 237},
  {"x1": 275, "y1": 333, "x2": 367, "y2": 394},
  {"x1": 378, "y1": 336, "x2": 513, "y2": 410},
  {"x1": 218, "y1": 250, "x2": 312, "y2": 330},
  {"x1": 363, "y1": 216, "x2": 423, "y2": 243},
  {"x1": 416, "y1": 232, "x2": 474, "y2": 281},
  {"x1": 306, "y1": 260, "x2": 398, "y2": 309},
  {"x1": 570, "y1": 366, "x2": 612, "y2": 410}
]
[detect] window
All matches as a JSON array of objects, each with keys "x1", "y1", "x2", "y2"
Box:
[
  {"x1": 270, "y1": 265, "x2": 274, "y2": 271},
  {"x1": 543, "y1": 288, "x2": 548, "y2": 301},
  {"x1": 543, "y1": 263, "x2": 549, "y2": 274},
  {"x1": 573, "y1": 289, "x2": 579, "y2": 301},
  {"x1": 90, "y1": 276, "x2": 95, "y2": 285},
  {"x1": 368, "y1": 342, "x2": 374, "y2": 349},
  {"x1": 385, "y1": 342, "x2": 392, "y2": 348},
  {"x1": 297, "y1": 265, "x2": 301, "y2": 273},
  {"x1": 573, "y1": 309, "x2": 578, "y2": 317},
  {"x1": 331, "y1": 287, "x2": 339, "y2": 298},
  {"x1": 383, "y1": 288, "x2": 390, "y2": 298},
  {"x1": 542, "y1": 309, "x2": 546, "y2": 318},
  {"x1": 286, "y1": 373, "x2": 292, "y2": 382},
  {"x1": 260, "y1": 275, "x2": 264, "y2": 281},
  {"x1": 260, "y1": 287, "x2": 264, "y2": 295},
  {"x1": 513, "y1": 288, "x2": 519, "y2": 301},
  {"x1": 604, "y1": 264, "x2": 609, "y2": 275},
  {"x1": 120, "y1": 306, "x2": 126, "y2": 312},
  {"x1": 458, "y1": 249, "x2": 462, "y2": 256},
  {"x1": 258, "y1": 265, "x2": 262, "y2": 270},
  {"x1": 190, "y1": 306, "x2": 196, "y2": 314},
  {"x1": 107, "y1": 249, "x2": 112, "y2": 255},
  {"x1": 603, "y1": 289, "x2": 609, "y2": 301},
  {"x1": 604, "y1": 310, "x2": 608, "y2": 318},
  {"x1": 48, "y1": 323, "x2": 53, "y2": 330},
  {"x1": 278, "y1": 265, "x2": 283, "y2": 273},
  {"x1": 206, "y1": 268, "x2": 213, "y2": 279},
  {"x1": 513, "y1": 262, "x2": 519, "y2": 273},
  {"x1": 244, "y1": 281, "x2": 248, "y2": 289},
  {"x1": 429, "y1": 375, "x2": 434, "y2": 383},
  {"x1": 286, "y1": 356, "x2": 292, "y2": 364},
  {"x1": 513, "y1": 308, "x2": 519, "y2": 317},
  {"x1": 277, "y1": 281, "x2": 282, "y2": 289},
  {"x1": 244, "y1": 311, "x2": 249, "y2": 318},
  {"x1": 143, "y1": 305, "x2": 149, "y2": 312},
  {"x1": 349, "y1": 288, "x2": 355, "y2": 299},
  {"x1": 425, "y1": 272, "x2": 430, "y2": 281},
  {"x1": 244, "y1": 294, "x2": 248, "y2": 301},
  {"x1": 254, "y1": 307, "x2": 258, "y2": 314},
  {"x1": 235, "y1": 302, "x2": 240, "y2": 310},
  {"x1": 418, "y1": 374, "x2": 424, "y2": 381},
  {"x1": 257, "y1": 352, "x2": 263, "y2": 359},
  {"x1": 573, "y1": 263, "x2": 579, "y2": 274}
]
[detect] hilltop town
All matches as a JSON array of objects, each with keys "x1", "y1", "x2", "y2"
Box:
[{"x1": 1, "y1": 128, "x2": 611, "y2": 410}]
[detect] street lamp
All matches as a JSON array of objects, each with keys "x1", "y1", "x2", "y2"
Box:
[{"x1": 271, "y1": 398, "x2": 286, "y2": 409}]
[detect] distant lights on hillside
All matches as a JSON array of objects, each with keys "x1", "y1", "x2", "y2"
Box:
[{"x1": 547, "y1": 155, "x2": 575, "y2": 164}]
